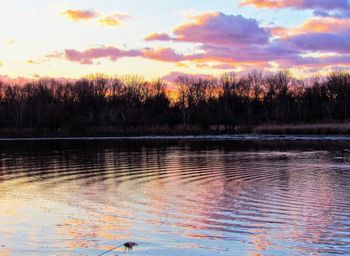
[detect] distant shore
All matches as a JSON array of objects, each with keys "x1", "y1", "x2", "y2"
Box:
[{"x1": 2, "y1": 123, "x2": 350, "y2": 139}]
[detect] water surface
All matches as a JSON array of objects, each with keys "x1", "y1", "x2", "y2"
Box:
[{"x1": 0, "y1": 141, "x2": 350, "y2": 255}]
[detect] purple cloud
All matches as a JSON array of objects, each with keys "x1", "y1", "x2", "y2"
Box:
[
  {"x1": 146, "y1": 12, "x2": 270, "y2": 46},
  {"x1": 65, "y1": 47, "x2": 140, "y2": 64},
  {"x1": 282, "y1": 33, "x2": 350, "y2": 53}
]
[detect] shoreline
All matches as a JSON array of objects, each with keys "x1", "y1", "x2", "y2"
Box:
[
  {"x1": 3, "y1": 123, "x2": 350, "y2": 144},
  {"x1": 2, "y1": 134, "x2": 350, "y2": 142},
  {"x1": 3, "y1": 123, "x2": 350, "y2": 139}
]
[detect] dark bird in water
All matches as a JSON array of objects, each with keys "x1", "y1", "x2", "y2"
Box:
[
  {"x1": 123, "y1": 242, "x2": 138, "y2": 252},
  {"x1": 97, "y1": 241, "x2": 138, "y2": 256}
]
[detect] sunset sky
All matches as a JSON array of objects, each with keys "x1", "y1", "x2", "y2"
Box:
[{"x1": 1, "y1": 0, "x2": 350, "y2": 80}]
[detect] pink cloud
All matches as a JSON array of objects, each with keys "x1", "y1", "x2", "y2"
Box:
[
  {"x1": 63, "y1": 46, "x2": 202, "y2": 64},
  {"x1": 198, "y1": 43, "x2": 292, "y2": 66},
  {"x1": 61, "y1": 40, "x2": 350, "y2": 71},
  {"x1": 142, "y1": 48, "x2": 195, "y2": 62},
  {"x1": 270, "y1": 17, "x2": 350, "y2": 37},
  {"x1": 298, "y1": 17, "x2": 350, "y2": 33},
  {"x1": 65, "y1": 47, "x2": 140, "y2": 64},
  {"x1": 240, "y1": 0, "x2": 350, "y2": 11}
]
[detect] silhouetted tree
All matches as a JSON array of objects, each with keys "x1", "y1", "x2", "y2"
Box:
[{"x1": 0, "y1": 70, "x2": 349, "y2": 135}]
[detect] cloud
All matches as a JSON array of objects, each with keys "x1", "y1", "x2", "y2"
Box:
[
  {"x1": 27, "y1": 59, "x2": 40, "y2": 65},
  {"x1": 144, "y1": 33, "x2": 172, "y2": 41},
  {"x1": 142, "y1": 48, "x2": 194, "y2": 62},
  {"x1": 264, "y1": 18, "x2": 350, "y2": 70},
  {"x1": 45, "y1": 51, "x2": 64, "y2": 59},
  {"x1": 64, "y1": 47, "x2": 140, "y2": 64},
  {"x1": 62, "y1": 9, "x2": 131, "y2": 26},
  {"x1": 146, "y1": 12, "x2": 270, "y2": 46},
  {"x1": 240, "y1": 0, "x2": 350, "y2": 11},
  {"x1": 63, "y1": 11, "x2": 344, "y2": 70},
  {"x1": 98, "y1": 14, "x2": 131, "y2": 27},
  {"x1": 296, "y1": 17, "x2": 350, "y2": 33},
  {"x1": 196, "y1": 63, "x2": 237, "y2": 70},
  {"x1": 269, "y1": 17, "x2": 350, "y2": 37},
  {"x1": 57, "y1": 10, "x2": 350, "y2": 73},
  {"x1": 280, "y1": 33, "x2": 350, "y2": 54},
  {"x1": 63, "y1": 46, "x2": 203, "y2": 64},
  {"x1": 62, "y1": 9, "x2": 98, "y2": 21},
  {"x1": 277, "y1": 54, "x2": 350, "y2": 69},
  {"x1": 51, "y1": 40, "x2": 350, "y2": 72}
]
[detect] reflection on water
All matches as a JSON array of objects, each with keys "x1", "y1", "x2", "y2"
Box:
[{"x1": 0, "y1": 143, "x2": 350, "y2": 255}]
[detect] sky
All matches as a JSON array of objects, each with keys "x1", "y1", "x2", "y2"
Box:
[{"x1": 1, "y1": 0, "x2": 350, "y2": 80}]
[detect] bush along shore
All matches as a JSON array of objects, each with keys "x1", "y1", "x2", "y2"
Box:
[
  {"x1": 1, "y1": 71, "x2": 350, "y2": 137},
  {"x1": 3, "y1": 123, "x2": 350, "y2": 137}
]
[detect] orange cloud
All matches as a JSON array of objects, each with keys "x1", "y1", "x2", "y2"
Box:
[
  {"x1": 62, "y1": 9, "x2": 131, "y2": 27},
  {"x1": 98, "y1": 16, "x2": 120, "y2": 26},
  {"x1": 298, "y1": 17, "x2": 350, "y2": 33},
  {"x1": 62, "y1": 9, "x2": 98, "y2": 21},
  {"x1": 45, "y1": 51, "x2": 64, "y2": 59},
  {"x1": 27, "y1": 59, "x2": 40, "y2": 65},
  {"x1": 98, "y1": 14, "x2": 131, "y2": 27},
  {"x1": 270, "y1": 17, "x2": 350, "y2": 37},
  {"x1": 144, "y1": 32, "x2": 171, "y2": 41},
  {"x1": 176, "y1": 62, "x2": 190, "y2": 68},
  {"x1": 240, "y1": 0, "x2": 285, "y2": 8}
]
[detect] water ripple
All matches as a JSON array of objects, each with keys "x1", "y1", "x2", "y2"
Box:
[{"x1": 0, "y1": 146, "x2": 350, "y2": 255}]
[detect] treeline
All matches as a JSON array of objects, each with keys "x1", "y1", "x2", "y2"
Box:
[{"x1": 0, "y1": 71, "x2": 350, "y2": 135}]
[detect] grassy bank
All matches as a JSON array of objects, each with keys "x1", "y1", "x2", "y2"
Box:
[
  {"x1": 250, "y1": 123, "x2": 350, "y2": 135},
  {"x1": 1, "y1": 123, "x2": 350, "y2": 137}
]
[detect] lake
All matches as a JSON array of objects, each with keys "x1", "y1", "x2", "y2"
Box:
[{"x1": 0, "y1": 138, "x2": 350, "y2": 255}]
